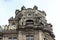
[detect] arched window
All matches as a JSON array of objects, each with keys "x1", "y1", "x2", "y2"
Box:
[
  {"x1": 26, "y1": 20, "x2": 34, "y2": 25},
  {"x1": 13, "y1": 37, "x2": 17, "y2": 40},
  {"x1": 9, "y1": 37, "x2": 12, "y2": 40}
]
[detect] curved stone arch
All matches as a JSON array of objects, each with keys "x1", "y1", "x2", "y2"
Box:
[{"x1": 25, "y1": 20, "x2": 34, "y2": 25}]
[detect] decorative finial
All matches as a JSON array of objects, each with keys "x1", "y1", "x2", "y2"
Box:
[
  {"x1": 21, "y1": 6, "x2": 26, "y2": 10},
  {"x1": 33, "y1": 5, "x2": 38, "y2": 10}
]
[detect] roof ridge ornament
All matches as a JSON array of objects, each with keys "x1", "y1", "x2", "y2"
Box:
[
  {"x1": 33, "y1": 5, "x2": 38, "y2": 10},
  {"x1": 21, "y1": 5, "x2": 26, "y2": 10}
]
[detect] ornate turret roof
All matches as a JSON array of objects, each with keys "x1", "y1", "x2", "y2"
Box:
[{"x1": 0, "y1": 6, "x2": 55, "y2": 39}]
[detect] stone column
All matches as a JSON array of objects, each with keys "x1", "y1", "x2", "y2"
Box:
[
  {"x1": 18, "y1": 31, "x2": 23, "y2": 40},
  {"x1": 22, "y1": 34, "x2": 26, "y2": 40},
  {"x1": 39, "y1": 30, "x2": 44, "y2": 40},
  {"x1": 3, "y1": 36, "x2": 8, "y2": 40},
  {"x1": 2, "y1": 36, "x2": 4, "y2": 40},
  {"x1": 34, "y1": 31, "x2": 39, "y2": 40}
]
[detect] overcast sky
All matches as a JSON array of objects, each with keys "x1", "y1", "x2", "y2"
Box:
[{"x1": 0, "y1": 0, "x2": 60, "y2": 40}]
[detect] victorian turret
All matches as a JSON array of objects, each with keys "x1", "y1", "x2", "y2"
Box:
[{"x1": 0, "y1": 6, "x2": 55, "y2": 40}]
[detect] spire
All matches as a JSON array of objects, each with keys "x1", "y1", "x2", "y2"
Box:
[{"x1": 33, "y1": 5, "x2": 38, "y2": 10}]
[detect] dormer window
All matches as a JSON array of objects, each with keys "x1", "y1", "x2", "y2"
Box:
[{"x1": 26, "y1": 20, "x2": 34, "y2": 25}]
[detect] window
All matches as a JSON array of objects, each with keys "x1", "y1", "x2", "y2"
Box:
[
  {"x1": 12, "y1": 23, "x2": 16, "y2": 28},
  {"x1": 12, "y1": 23, "x2": 15, "y2": 25},
  {"x1": 0, "y1": 37, "x2": 2, "y2": 40},
  {"x1": 9, "y1": 37, "x2": 12, "y2": 40},
  {"x1": 13, "y1": 37, "x2": 17, "y2": 40},
  {"x1": 26, "y1": 20, "x2": 34, "y2": 25},
  {"x1": 0, "y1": 36, "x2": 2, "y2": 40},
  {"x1": 44, "y1": 38, "x2": 46, "y2": 40},
  {"x1": 35, "y1": 14, "x2": 38, "y2": 16},
  {"x1": 27, "y1": 14, "x2": 31, "y2": 17},
  {"x1": 27, "y1": 14, "x2": 33, "y2": 17},
  {"x1": 9, "y1": 36, "x2": 17, "y2": 40},
  {"x1": 28, "y1": 14, "x2": 31, "y2": 16},
  {"x1": 26, "y1": 35, "x2": 34, "y2": 40},
  {"x1": 40, "y1": 23, "x2": 43, "y2": 25},
  {"x1": 35, "y1": 17, "x2": 40, "y2": 24}
]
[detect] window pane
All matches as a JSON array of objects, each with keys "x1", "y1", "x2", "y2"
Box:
[
  {"x1": 26, "y1": 35, "x2": 34, "y2": 40},
  {"x1": 13, "y1": 37, "x2": 17, "y2": 40},
  {"x1": 30, "y1": 37, "x2": 34, "y2": 40},
  {"x1": 26, "y1": 20, "x2": 34, "y2": 25},
  {"x1": 9, "y1": 37, "x2": 12, "y2": 40},
  {"x1": 26, "y1": 37, "x2": 29, "y2": 40}
]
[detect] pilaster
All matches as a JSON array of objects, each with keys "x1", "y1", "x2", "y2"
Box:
[
  {"x1": 18, "y1": 31, "x2": 23, "y2": 40},
  {"x1": 39, "y1": 30, "x2": 45, "y2": 40}
]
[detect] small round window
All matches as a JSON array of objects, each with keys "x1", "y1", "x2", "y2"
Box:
[{"x1": 27, "y1": 14, "x2": 31, "y2": 16}]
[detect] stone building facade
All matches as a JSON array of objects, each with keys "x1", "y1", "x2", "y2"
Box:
[{"x1": 0, "y1": 6, "x2": 55, "y2": 40}]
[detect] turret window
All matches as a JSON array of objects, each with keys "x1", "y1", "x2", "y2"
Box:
[
  {"x1": 12, "y1": 23, "x2": 16, "y2": 27},
  {"x1": 27, "y1": 14, "x2": 31, "y2": 17},
  {"x1": 26, "y1": 20, "x2": 34, "y2": 25}
]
